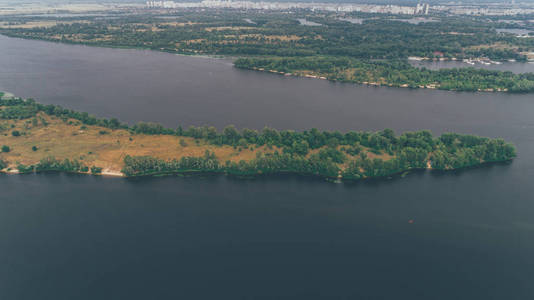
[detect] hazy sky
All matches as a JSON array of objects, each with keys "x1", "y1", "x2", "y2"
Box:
[{"x1": 0, "y1": 0, "x2": 531, "y2": 5}]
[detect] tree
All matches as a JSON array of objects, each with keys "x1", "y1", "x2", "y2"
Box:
[
  {"x1": 223, "y1": 125, "x2": 240, "y2": 144},
  {"x1": 293, "y1": 140, "x2": 310, "y2": 156},
  {"x1": 1, "y1": 145, "x2": 10, "y2": 153},
  {"x1": 238, "y1": 138, "x2": 248, "y2": 148},
  {"x1": 91, "y1": 166, "x2": 103, "y2": 175}
]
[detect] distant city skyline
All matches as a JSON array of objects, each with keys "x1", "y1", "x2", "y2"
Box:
[
  {"x1": 146, "y1": 0, "x2": 431, "y2": 14},
  {"x1": 145, "y1": 0, "x2": 534, "y2": 15},
  {"x1": 2, "y1": 0, "x2": 534, "y2": 5}
]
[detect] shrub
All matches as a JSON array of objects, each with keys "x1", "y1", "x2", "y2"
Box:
[{"x1": 90, "y1": 166, "x2": 103, "y2": 174}]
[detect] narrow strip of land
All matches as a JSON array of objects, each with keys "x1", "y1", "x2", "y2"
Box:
[
  {"x1": 235, "y1": 57, "x2": 534, "y2": 93},
  {"x1": 0, "y1": 93, "x2": 516, "y2": 180}
]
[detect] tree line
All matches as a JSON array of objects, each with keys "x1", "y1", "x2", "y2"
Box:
[
  {"x1": 2, "y1": 12, "x2": 531, "y2": 61},
  {"x1": 122, "y1": 132, "x2": 516, "y2": 180},
  {"x1": 13, "y1": 156, "x2": 102, "y2": 175}
]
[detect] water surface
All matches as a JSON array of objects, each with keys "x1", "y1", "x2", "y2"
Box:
[{"x1": 1, "y1": 35, "x2": 534, "y2": 300}]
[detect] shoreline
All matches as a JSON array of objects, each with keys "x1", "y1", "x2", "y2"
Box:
[
  {"x1": 0, "y1": 33, "x2": 232, "y2": 61},
  {"x1": 0, "y1": 34, "x2": 528, "y2": 94},
  {"x1": 0, "y1": 169, "x2": 124, "y2": 177},
  {"x1": 242, "y1": 66, "x2": 511, "y2": 93},
  {"x1": 0, "y1": 95, "x2": 517, "y2": 184},
  {"x1": 0, "y1": 158, "x2": 514, "y2": 181},
  {"x1": 2, "y1": 34, "x2": 527, "y2": 65}
]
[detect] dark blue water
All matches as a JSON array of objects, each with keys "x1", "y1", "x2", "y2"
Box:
[
  {"x1": 2, "y1": 170, "x2": 533, "y2": 300},
  {"x1": 1, "y1": 35, "x2": 534, "y2": 299}
]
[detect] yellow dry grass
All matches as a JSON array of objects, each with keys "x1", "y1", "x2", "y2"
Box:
[
  {"x1": 444, "y1": 32, "x2": 475, "y2": 36},
  {"x1": 0, "y1": 110, "x2": 394, "y2": 176},
  {"x1": 0, "y1": 113, "x2": 278, "y2": 174},
  {"x1": 205, "y1": 26, "x2": 256, "y2": 32},
  {"x1": 181, "y1": 39, "x2": 207, "y2": 45},
  {"x1": 466, "y1": 42, "x2": 518, "y2": 51},
  {"x1": 0, "y1": 20, "x2": 89, "y2": 29},
  {"x1": 237, "y1": 34, "x2": 302, "y2": 41},
  {"x1": 366, "y1": 151, "x2": 393, "y2": 161},
  {"x1": 159, "y1": 21, "x2": 197, "y2": 27}
]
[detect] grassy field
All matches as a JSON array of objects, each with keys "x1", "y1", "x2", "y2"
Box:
[
  {"x1": 0, "y1": 112, "x2": 273, "y2": 175},
  {"x1": 0, "y1": 110, "x2": 392, "y2": 176}
]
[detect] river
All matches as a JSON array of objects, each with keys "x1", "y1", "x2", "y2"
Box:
[{"x1": 1, "y1": 35, "x2": 534, "y2": 299}]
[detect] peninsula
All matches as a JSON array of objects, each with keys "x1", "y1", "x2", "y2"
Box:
[{"x1": 0, "y1": 93, "x2": 516, "y2": 180}]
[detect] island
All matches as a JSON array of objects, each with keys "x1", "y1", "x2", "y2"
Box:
[
  {"x1": 1, "y1": 9, "x2": 533, "y2": 93},
  {"x1": 0, "y1": 92, "x2": 516, "y2": 180}
]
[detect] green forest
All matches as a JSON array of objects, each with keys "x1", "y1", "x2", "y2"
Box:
[{"x1": 121, "y1": 130, "x2": 516, "y2": 180}]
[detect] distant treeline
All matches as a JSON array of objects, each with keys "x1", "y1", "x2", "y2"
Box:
[
  {"x1": 2, "y1": 11, "x2": 533, "y2": 95},
  {"x1": 235, "y1": 57, "x2": 534, "y2": 93},
  {"x1": 1, "y1": 12, "x2": 531, "y2": 61}
]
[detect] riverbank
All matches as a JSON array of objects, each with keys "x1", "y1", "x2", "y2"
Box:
[
  {"x1": 1, "y1": 30, "x2": 533, "y2": 94},
  {"x1": 0, "y1": 93, "x2": 517, "y2": 182},
  {"x1": 235, "y1": 57, "x2": 534, "y2": 93},
  {"x1": 3, "y1": 33, "x2": 529, "y2": 93},
  {"x1": 0, "y1": 156, "x2": 516, "y2": 182},
  {"x1": 244, "y1": 66, "x2": 508, "y2": 92}
]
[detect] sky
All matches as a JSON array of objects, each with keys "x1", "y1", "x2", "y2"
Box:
[{"x1": 0, "y1": 0, "x2": 532, "y2": 5}]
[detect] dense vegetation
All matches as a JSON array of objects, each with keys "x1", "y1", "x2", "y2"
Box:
[
  {"x1": 11, "y1": 155, "x2": 102, "y2": 175},
  {"x1": 1, "y1": 11, "x2": 531, "y2": 60},
  {"x1": 1, "y1": 10, "x2": 533, "y2": 93},
  {"x1": 15, "y1": 156, "x2": 87, "y2": 173},
  {"x1": 235, "y1": 57, "x2": 534, "y2": 92},
  {"x1": 0, "y1": 95, "x2": 517, "y2": 180},
  {"x1": 121, "y1": 131, "x2": 516, "y2": 179}
]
